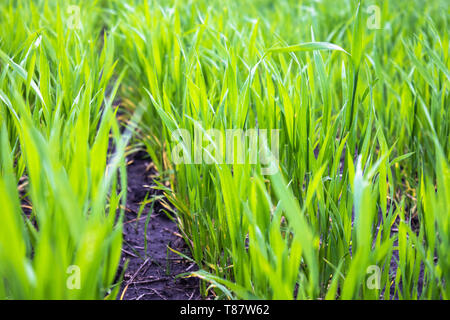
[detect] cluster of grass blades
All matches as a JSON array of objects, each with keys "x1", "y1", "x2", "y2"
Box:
[
  {"x1": 0, "y1": 0, "x2": 129, "y2": 299},
  {"x1": 109, "y1": 0, "x2": 449, "y2": 299},
  {"x1": 0, "y1": 0, "x2": 448, "y2": 300}
]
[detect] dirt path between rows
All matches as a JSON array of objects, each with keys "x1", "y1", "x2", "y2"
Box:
[{"x1": 117, "y1": 151, "x2": 203, "y2": 300}]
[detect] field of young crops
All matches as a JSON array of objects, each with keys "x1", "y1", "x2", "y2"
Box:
[{"x1": 0, "y1": 0, "x2": 448, "y2": 300}]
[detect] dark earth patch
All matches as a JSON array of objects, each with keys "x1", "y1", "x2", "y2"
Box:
[{"x1": 117, "y1": 151, "x2": 204, "y2": 300}]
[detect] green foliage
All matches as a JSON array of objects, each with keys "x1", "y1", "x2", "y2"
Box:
[
  {"x1": 110, "y1": 0, "x2": 449, "y2": 299},
  {"x1": 0, "y1": 0, "x2": 127, "y2": 299},
  {"x1": 1, "y1": 0, "x2": 448, "y2": 300}
]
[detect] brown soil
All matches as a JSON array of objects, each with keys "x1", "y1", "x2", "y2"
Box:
[{"x1": 116, "y1": 151, "x2": 203, "y2": 300}]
